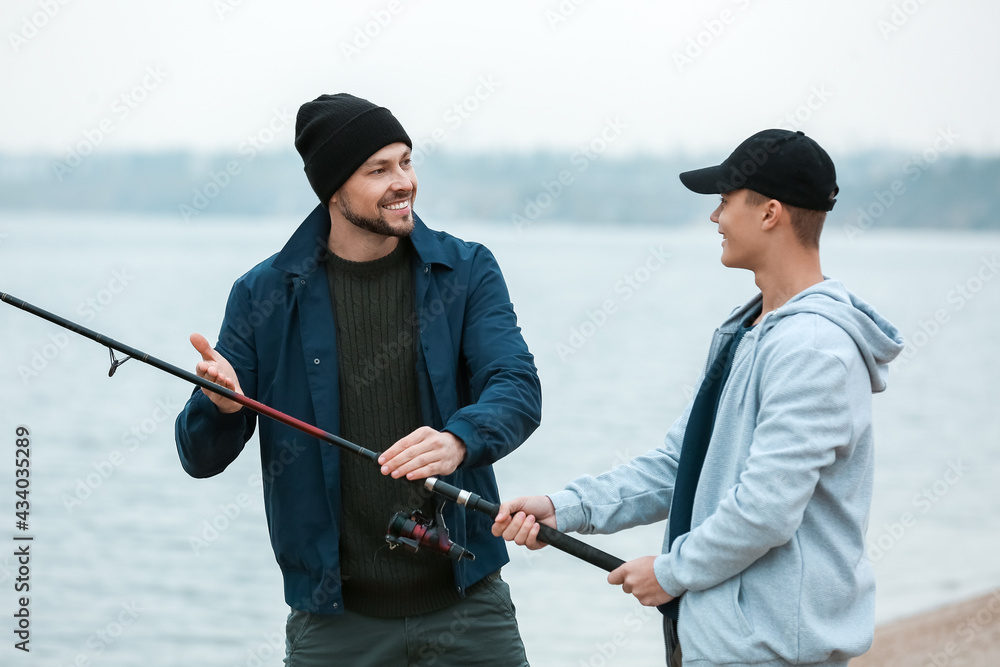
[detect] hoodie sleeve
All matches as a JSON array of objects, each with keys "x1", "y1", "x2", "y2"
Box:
[
  {"x1": 549, "y1": 398, "x2": 694, "y2": 534},
  {"x1": 654, "y1": 342, "x2": 855, "y2": 597}
]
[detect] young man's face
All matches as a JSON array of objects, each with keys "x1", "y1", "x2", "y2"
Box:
[
  {"x1": 710, "y1": 189, "x2": 765, "y2": 270},
  {"x1": 330, "y1": 142, "x2": 418, "y2": 237}
]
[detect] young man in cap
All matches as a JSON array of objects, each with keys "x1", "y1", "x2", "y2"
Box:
[
  {"x1": 175, "y1": 93, "x2": 539, "y2": 666},
  {"x1": 493, "y1": 130, "x2": 904, "y2": 666}
]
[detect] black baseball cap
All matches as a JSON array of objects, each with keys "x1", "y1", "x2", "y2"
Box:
[{"x1": 679, "y1": 129, "x2": 838, "y2": 211}]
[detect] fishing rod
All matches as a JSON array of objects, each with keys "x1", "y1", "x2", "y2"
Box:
[{"x1": 1, "y1": 291, "x2": 625, "y2": 573}]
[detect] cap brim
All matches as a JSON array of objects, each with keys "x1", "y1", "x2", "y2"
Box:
[{"x1": 679, "y1": 165, "x2": 730, "y2": 194}]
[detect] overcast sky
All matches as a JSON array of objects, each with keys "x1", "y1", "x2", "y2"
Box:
[{"x1": 2, "y1": 0, "x2": 998, "y2": 160}]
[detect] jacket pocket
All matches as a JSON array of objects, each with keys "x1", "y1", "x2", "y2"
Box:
[{"x1": 732, "y1": 573, "x2": 754, "y2": 637}]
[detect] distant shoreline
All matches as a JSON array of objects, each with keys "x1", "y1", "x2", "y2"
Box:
[{"x1": 0, "y1": 150, "x2": 997, "y2": 230}]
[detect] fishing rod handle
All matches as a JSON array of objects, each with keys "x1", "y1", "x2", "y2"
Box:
[
  {"x1": 535, "y1": 524, "x2": 625, "y2": 573},
  {"x1": 423, "y1": 477, "x2": 625, "y2": 572},
  {"x1": 472, "y1": 498, "x2": 627, "y2": 572}
]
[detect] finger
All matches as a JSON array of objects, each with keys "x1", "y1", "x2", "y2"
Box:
[
  {"x1": 491, "y1": 516, "x2": 511, "y2": 537},
  {"x1": 378, "y1": 441, "x2": 407, "y2": 467},
  {"x1": 512, "y1": 513, "x2": 537, "y2": 546},
  {"x1": 498, "y1": 513, "x2": 519, "y2": 541},
  {"x1": 378, "y1": 427, "x2": 430, "y2": 466},
  {"x1": 199, "y1": 375, "x2": 232, "y2": 397},
  {"x1": 506, "y1": 497, "x2": 530, "y2": 517},
  {"x1": 494, "y1": 501, "x2": 516, "y2": 523},
  {"x1": 196, "y1": 360, "x2": 228, "y2": 385},
  {"x1": 607, "y1": 565, "x2": 626, "y2": 586},
  {"x1": 190, "y1": 333, "x2": 218, "y2": 362},
  {"x1": 378, "y1": 445, "x2": 420, "y2": 475},
  {"x1": 380, "y1": 442, "x2": 429, "y2": 477},
  {"x1": 511, "y1": 514, "x2": 539, "y2": 547},
  {"x1": 393, "y1": 461, "x2": 430, "y2": 480},
  {"x1": 394, "y1": 452, "x2": 444, "y2": 480},
  {"x1": 386, "y1": 432, "x2": 462, "y2": 478},
  {"x1": 501, "y1": 512, "x2": 528, "y2": 543},
  {"x1": 199, "y1": 377, "x2": 233, "y2": 401},
  {"x1": 410, "y1": 443, "x2": 464, "y2": 479},
  {"x1": 524, "y1": 518, "x2": 545, "y2": 550},
  {"x1": 204, "y1": 365, "x2": 233, "y2": 389}
]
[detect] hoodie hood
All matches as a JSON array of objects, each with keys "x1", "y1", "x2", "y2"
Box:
[{"x1": 722, "y1": 279, "x2": 904, "y2": 393}]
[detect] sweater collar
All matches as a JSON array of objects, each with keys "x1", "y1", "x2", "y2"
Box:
[{"x1": 271, "y1": 204, "x2": 452, "y2": 276}]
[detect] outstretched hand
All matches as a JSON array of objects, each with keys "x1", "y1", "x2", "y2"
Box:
[
  {"x1": 190, "y1": 333, "x2": 244, "y2": 414},
  {"x1": 491, "y1": 496, "x2": 557, "y2": 549},
  {"x1": 607, "y1": 556, "x2": 674, "y2": 607}
]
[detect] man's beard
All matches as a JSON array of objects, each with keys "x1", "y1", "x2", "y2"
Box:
[{"x1": 338, "y1": 192, "x2": 414, "y2": 237}]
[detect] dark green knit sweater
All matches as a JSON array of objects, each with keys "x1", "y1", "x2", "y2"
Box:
[{"x1": 326, "y1": 238, "x2": 459, "y2": 618}]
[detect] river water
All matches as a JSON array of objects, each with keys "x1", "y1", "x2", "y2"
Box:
[{"x1": 1, "y1": 214, "x2": 998, "y2": 666}]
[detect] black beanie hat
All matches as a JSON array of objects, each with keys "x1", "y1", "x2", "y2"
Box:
[{"x1": 294, "y1": 93, "x2": 412, "y2": 204}]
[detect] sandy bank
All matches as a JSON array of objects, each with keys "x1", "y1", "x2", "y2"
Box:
[{"x1": 851, "y1": 589, "x2": 1000, "y2": 667}]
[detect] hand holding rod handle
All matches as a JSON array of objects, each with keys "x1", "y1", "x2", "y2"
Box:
[
  {"x1": 422, "y1": 477, "x2": 625, "y2": 572},
  {"x1": 1, "y1": 291, "x2": 626, "y2": 572}
]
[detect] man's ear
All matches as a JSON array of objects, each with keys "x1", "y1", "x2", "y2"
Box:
[{"x1": 760, "y1": 199, "x2": 782, "y2": 232}]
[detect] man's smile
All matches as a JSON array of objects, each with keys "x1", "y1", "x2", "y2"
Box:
[{"x1": 382, "y1": 197, "x2": 411, "y2": 212}]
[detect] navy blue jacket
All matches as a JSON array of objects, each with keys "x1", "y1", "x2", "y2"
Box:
[{"x1": 175, "y1": 205, "x2": 541, "y2": 614}]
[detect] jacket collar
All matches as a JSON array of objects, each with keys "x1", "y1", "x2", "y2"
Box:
[
  {"x1": 271, "y1": 204, "x2": 453, "y2": 275},
  {"x1": 719, "y1": 292, "x2": 764, "y2": 334}
]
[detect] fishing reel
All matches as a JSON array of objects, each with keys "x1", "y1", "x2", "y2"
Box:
[{"x1": 385, "y1": 504, "x2": 475, "y2": 562}]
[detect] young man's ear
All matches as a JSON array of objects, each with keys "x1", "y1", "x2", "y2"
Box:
[{"x1": 759, "y1": 199, "x2": 782, "y2": 232}]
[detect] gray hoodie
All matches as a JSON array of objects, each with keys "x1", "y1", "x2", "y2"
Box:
[{"x1": 550, "y1": 279, "x2": 904, "y2": 666}]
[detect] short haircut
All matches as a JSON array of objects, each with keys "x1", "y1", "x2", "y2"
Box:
[{"x1": 742, "y1": 189, "x2": 826, "y2": 249}]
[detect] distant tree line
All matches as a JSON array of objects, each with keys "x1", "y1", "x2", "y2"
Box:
[{"x1": 0, "y1": 150, "x2": 997, "y2": 231}]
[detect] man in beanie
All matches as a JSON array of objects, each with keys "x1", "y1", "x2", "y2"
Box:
[
  {"x1": 493, "y1": 130, "x2": 904, "y2": 666},
  {"x1": 175, "y1": 93, "x2": 539, "y2": 666}
]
